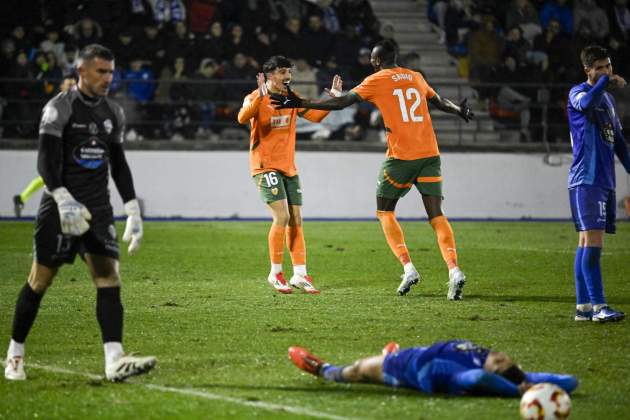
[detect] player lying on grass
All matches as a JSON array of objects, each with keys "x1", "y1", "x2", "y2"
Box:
[{"x1": 289, "y1": 340, "x2": 578, "y2": 397}]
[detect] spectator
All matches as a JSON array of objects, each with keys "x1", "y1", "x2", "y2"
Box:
[
  {"x1": 291, "y1": 58, "x2": 319, "y2": 99},
  {"x1": 349, "y1": 48, "x2": 373, "y2": 83},
  {"x1": 6, "y1": 51, "x2": 36, "y2": 137},
  {"x1": 273, "y1": 18, "x2": 307, "y2": 60},
  {"x1": 444, "y1": 0, "x2": 473, "y2": 57},
  {"x1": 10, "y1": 26, "x2": 32, "y2": 56},
  {"x1": 573, "y1": 0, "x2": 609, "y2": 42},
  {"x1": 191, "y1": 57, "x2": 223, "y2": 136},
  {"x1": 41, "y1": 52, "x2": 63, "y2": 96},
  {"x1": 532, "y1": 18, "x2": 575, "y2": 83},
  {"x1": 505, "y1": 0, "x2": 542, "y2": 43},
  {"x1": 163, "y1": 56, "x2": 194, "y2": 140},
  {"x1": 318, "y1": 0, "x2": 341, "y2": 34},
  {"x1": 335, "y1": 0, "x2": 379, "y2": 41},
  {"x1": 72, "y1": 18, "x2": 103, "y2": 49},
  {"x1": 224, "y1": 24, "x2": 251, "y2": 62},
  {"x1": 503, "y1": 26, "x2": 531, "y2": 66},
  {"x1": 59, "y1": 44, "x2": 78, "y2": 77},
  {"x1": 468, "y1": 15, "x2": 502, "y2": 99},
  {"x1": 429, "y1": 0, "x2": 449, "y2": 44},
  {"x1": 137, "y1": 23, "x2": 167, "y2": 74},
  {"x1": 39, "y1": 27, "x2": 66, "y2": 66},
  {"x1": 124, "y1": 58, "x2": 157, "y2": 103},
  {"x1": 195, "y1": 21, "x2": 225, "y2": 64},
  {"x1": 302, "y1": 14, "x2": 334, "y2": 67},
  {"x1": 151, "y1": 0, "x2": 186, "y2": 26},
  {"x1": 401, "y1": 52, "x2": 425, "y2": 75},
  {"x1": 331, "y1": 25, "x2": 364, "y2": 72},
  {"x1": 0, "y1": 39, "x2": 16, "y2": 77},
  {"x1": 493, "y1": 56, "x2": 533, "y2": 141},
  {"x1": 166, "y1": 21, "x2": 194, "y2": 67},
  {"x1": 540, "y1": 0, "x2": 573, "y2": 35},
  {"x1": 375, "y1": 21, "x2": 400, "y2": 53},
  {"x1": 606, "y1": 0, "x2": 630, "y2": 78},
  {"x1": 111, "y1": 30, "x2": 137, "y2": 70},
  {"x1": 249, "y1": 30, "x2": 274, "y2": 69},
  {"x1": 222, "y1": 52, "x2": 256, "y2": 103}
]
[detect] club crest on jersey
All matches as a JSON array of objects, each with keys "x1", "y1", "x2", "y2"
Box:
[
  {"x1": 601, "y1": 123, "x2": 614, "y2": 144},
  {"x1": 270, "y1": 115, "x2": 290, "y2": 128},
  {"x1": 271, "y1": 187, "x2": 279, "y2": 196},
  {"x1": 88, "y1": 122, "x2": 99, "y2": 135},
  {"x1": 103, "y1": 119, "x2": 113, "y2": 134}
]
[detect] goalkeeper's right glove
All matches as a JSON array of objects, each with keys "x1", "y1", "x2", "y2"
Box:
[{"x1": 51, "y1": 187, "x2": 92, "y2": 236}]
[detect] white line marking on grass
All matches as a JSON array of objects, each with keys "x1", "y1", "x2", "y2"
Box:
[{"x1": 24, "y1": 363, "x2": 355, "y2": 420}]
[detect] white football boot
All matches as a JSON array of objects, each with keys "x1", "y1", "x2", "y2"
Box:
[
  {"x1": 397, "y1": 269, "x2": 420, "y2": 296},
  {"x1": 4, "y1": 355, "x2": 26, "y2": 380},
  {"x1": 447, "y1": 267, "x2": 466, "y2": 301},
  {"x1": 289, "y1": 274, "x2": 320, "y2": 294},
  {"x1": 105, "y1": 354, "x2": 156, "y2": 382},
  {"x1": 267, "y1": 272, "x2": 292, "y2": 294}
]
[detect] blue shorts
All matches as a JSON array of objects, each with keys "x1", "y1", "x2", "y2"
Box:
[
  {"x1": 382, "y1": 348, "x2": 425, "y2": 391},
  {"x1": 569, "y1": 185, "x2": 616, "y2": 234}
]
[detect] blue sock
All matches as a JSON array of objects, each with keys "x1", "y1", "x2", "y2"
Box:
[
  {"x1": 320, "y1": 364, "x2": 346, "y2": 383},
  {"x1": 574, "y1": 247, "x2": 589, "y2": 305},
  {"x1": 581, "y1": 247, "x2": 606, "y2": 306}
]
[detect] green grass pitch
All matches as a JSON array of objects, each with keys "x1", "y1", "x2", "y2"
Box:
[{"x1": 1, "y1": 220, "x2": 629, "y2": 419}]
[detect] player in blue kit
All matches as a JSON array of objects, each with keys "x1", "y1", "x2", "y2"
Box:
[
  {"x1": 289, "y1": 340, "x2": 578, "y2": 397},
  {"x1": 567, "y1": 45, "x2": 630, "y2": 323}
]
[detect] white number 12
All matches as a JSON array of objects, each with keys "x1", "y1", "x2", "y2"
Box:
[{"x1": 393, "y1": 88, "x2": 423, "y2": 122}]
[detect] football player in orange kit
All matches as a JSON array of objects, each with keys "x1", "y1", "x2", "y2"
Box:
[
  {"x1": 238, "y1": 56, "x2": 342, "y2": 295},
  {"x1": 272, "y1": 41, "x2": 474, "y2": 300}
]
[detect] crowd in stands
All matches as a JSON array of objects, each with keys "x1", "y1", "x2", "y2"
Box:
[
  {"x1": 0, "y1": 0, "x2": 628, "y2": 143},
  {"x1": 428, "y1": 0, "x2": 630, "y2": 141},
  {"x1": 0, "y1": 0, "x2": 389, "y2": 140}
]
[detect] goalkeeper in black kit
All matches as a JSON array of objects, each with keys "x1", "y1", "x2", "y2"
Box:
[{"x1": 4, "y1": 44, "x2": 156, "y2": 382}]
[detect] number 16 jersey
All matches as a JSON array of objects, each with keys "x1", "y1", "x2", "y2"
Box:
[{"x1": 351, "y1": 67, "x2": 438, "y2": 160}]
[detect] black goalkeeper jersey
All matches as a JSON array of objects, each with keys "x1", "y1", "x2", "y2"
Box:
[{"x1": 38, "y1": 87, "x2": 126, "y2": 210}]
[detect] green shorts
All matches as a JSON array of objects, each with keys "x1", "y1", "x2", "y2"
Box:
[
  {"x1": 376, "y1": 156, "x2": 443, "y2": 199},
  {"x1": 253, "y1": 171, "x2": 303, "y2": 205}
]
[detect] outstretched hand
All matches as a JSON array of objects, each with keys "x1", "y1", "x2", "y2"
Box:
[
  {"x1": 257, "y1": 73, "x2": 268, "y2": 97},
  {"x1": 325, "y1": 74, "x2": 343, "y2": 97},
  {"x1": 458, "y1": 98, "x2": 474, "y2": 123},
  {"x1": 270, "y1": 85, "x2": 303, "y2": 109}
]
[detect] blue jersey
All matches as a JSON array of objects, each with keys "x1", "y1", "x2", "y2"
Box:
[
  {"x1": 567, "y1": 76, "x2": 628, "y2": 190},
  {"x1": 382, "y1": 340, "x2": 489, "y2": 393}
]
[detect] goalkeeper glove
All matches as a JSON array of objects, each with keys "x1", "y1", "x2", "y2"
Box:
[
  {"x1": 270, "y1": 85, "x2": 303, "y2": 109},
  {"x1": 51, "y1": 187, "x2": 92, "y2": 236},
  {"x1": 122, "y1": 199, "x2": 143, "y2": 255},
  {"x1": 458, "y1": 98, "x2": 474, "y2": 123}
]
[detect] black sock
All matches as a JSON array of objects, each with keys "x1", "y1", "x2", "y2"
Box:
[
  {"x1": 96, "y1": 287, "x2": 124, "y2": 343},
  {"x1": 11, "y1": 283, "x2": 44, "y2": 343}
]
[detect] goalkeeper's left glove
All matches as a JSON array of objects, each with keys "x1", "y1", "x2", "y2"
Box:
[
  {"x1": 458, "y1": 98, "x2": 475, "y2": 123},
  {"x1": 122, "y1": 199, "x2": 143, "y2": 255},
  {"x1": 270, "y1": 85, "x2": 303, "y2": 109}
]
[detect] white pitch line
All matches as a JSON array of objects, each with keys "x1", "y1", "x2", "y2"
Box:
[{"x1": 23, "y1": 363, "x2": 355, "y2": 420}]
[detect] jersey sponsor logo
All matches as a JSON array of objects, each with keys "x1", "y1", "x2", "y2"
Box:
[
  {"x1": 391, "y1": 73, "x2": 413, "y2": 82},
  {"x1": 270, "y1": 115, "x2": 290, "y2": 128},
  {"x1": 601, "y1": 123, "x2": 614, "y2": 144},
  {"x1": 104, "y1": 119, "x2": 113, "y2": 134},
  {"x1": 72, "y1": 123, "x2": 87, "y2": 129},
  {"x1": 73, "y1": 137, "x2": 107, "y2": 169}
]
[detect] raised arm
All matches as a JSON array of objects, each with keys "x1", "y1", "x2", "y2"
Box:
[
  {"x1": 271, "y1": 85, "x2": 360, "y2": 111},
  {"x1": 428, "y1": 94, "x2": 474, "y2": 122}
]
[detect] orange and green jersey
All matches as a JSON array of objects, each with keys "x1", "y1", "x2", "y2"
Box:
[
  {"x1": 351, "y1": 67, "x2": 439, "y2": 160},
  {"x1": 237, "y1": 89, "x2": 330, "y2": 177}
]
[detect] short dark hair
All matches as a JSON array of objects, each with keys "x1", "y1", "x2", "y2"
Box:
[
  {"x1": 580, "y1": 45, "x2": 609, "y2": 69},
  {"x1": 78, "y1": 44, "x2": 115, "y2": 63},
  {"x1": 373, "y1": 40, "x2": 398, "y2": 64},
  {"x1": 262, "y1": 55, "x2": 292, "y2": 73}
]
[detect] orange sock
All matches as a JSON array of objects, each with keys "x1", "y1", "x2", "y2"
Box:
[
  {"x1": 286, "y1": 225, "x2": 306, "y2": 265},
  {"x1": 268, "y1": 224, "x2": 285, "y2": 264},
  {"x1": 430, "y1": 215, "x2": 458, "y2": 270},
  {"x1": 377, "y1": 211, "x2": 411, "y2": 265}
]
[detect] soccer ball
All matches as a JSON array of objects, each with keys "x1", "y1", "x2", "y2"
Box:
[{"x1": 519, "y1": 383, "x2": 571, "y2": 420}]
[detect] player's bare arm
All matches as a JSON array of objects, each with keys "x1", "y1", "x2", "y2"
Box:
[
  {"x1": 428, "y1": 94, "x2": 474, "y2": 122},
  {"x1": 271, "y1": 86, "x2": 359, "y2": 110}
]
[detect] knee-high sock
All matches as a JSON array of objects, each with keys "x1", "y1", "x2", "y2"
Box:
[
  {"x1": 429, "y1": 215, "x2": 458, "y2": 270},
  {"x1": 20, "y1": 176, "x2": 45, "y2": 203},
  {"x1": 286, "y1": 225, "x2": 306, "y2": 265},
  {"x1": 96, "y1": 287, "x2": 124, "y2": 343},
  {"x1": 11, "y1": 283, "x2": 44, "y2": 344},
  {"x1": 581, "y1": 247, "x2": 605, "y2": 306},
  {"x1": 268, "y1": 224, "x2": 286, "y2": 264},
  {"x1": 320, "y1": 364, "x2": 347, "y2": 383},
  {"x1": 377, "y1": 211, "x2": 411, "y2": 265},
  {"x1": 574, "y1": 247, "x2": 589, "y2": 305}
]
